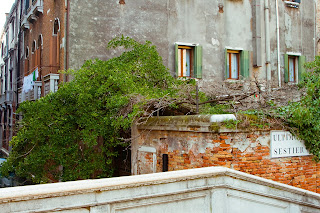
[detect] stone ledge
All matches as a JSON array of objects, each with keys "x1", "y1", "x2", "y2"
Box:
[
  {"x1": 138, "y1": 114, "x2": 236, "y2": 132},
  {"x1": 1, "y1": 167, "x2": 320, "y2": 209}
]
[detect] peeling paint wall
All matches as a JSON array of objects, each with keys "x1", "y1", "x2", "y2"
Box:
[{"x1": 68, "y1": 0, "x2": 316, "y2": 87}]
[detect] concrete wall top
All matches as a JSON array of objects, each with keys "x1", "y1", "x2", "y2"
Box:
[{"x1": 138, "y1": 114, "x2": 236, "y2": 132}]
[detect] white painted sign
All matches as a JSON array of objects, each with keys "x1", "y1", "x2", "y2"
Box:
[{"x1": 271, "y1": 131, "x2": 310, "y2": 158}]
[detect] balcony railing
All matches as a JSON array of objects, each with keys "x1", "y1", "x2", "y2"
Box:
[
  {"x1": 18, "y1": 81, "x2": 42, "y2": 104},
  {"x1": 26, "y1": 0, "x2": 43, "y2": 23},
  {"x1": 44, "y1": 74, "x2": 59, "y2": 96}
]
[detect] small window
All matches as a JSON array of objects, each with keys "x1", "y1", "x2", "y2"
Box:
[
  {"x1": 226, "y1": 50, "x2": 240, "y2": 80},
  {"x1": 284, "y1": 54, "x2": 305, "y2": 83},
  {"x1": 53, "y1": 18, "x2": 60, "y2": 35},
  {"x1": 37, "y1": 34, "x2": 43, "y2": 49},
  {"x1": 288, "y1": 56, "x2": 297, "y2": 82},
  {"x1": 178, "y1": 46, "x2": 194, "y2": 77},
  {"x1": 25, "y1": 0, "x2": 30, "y2": 14},
  {"x1": 11, "y1": 21, "x2": 14, "y2": 41},
  {"x1": 175, "y1": 43, "x2": 202, "y2": 78},
  {"x1": 285, "y1": 0, "x2": 300, "y2": 8},
  {"x1": 25, "y1": 46, "x2": 29, "y2": 58},
  {"x1": 31, "y1": 40, "x2": 36, "y2": 53},
  {"x1": 225, "y1": 48, "x2": 250, "y2": 80}
]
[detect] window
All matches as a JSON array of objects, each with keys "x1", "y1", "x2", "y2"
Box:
[
  {"x1": 37, "y1": 34, "x2": 43, "y2": 49},
  {"x1": 31, "y1": 40, "x2": 36, "y2": 54},
  {"x1": 284, "y1": 54, "x2": 305, "y2": 83},
  {"x1": 51, "y1": 19, "x2": 60, "y2": 71},
  {"x1": 175, "y1": 43, "x2": 202, "y2": 78},
  {"x1": 288, "y1": 56, "x2": 297, "y2": 82},
  {"x1": 11, "y1": 21, "x2": 14, "y2": 41},
  {"x1": 25, "y1": 0, "x2": 30, "y2": 14},
  {"x1": 31, "y1": 40, "x2": 36, "y2": 69},
  {"x1": 25, "y1": 47, "x2": 29, "y2": 74},
  {"x1": 225, "y1": 49, "x2": 249, "y2": 80},
  {"x1": 36, "y1": 35, "x2": 43, "y2": 71},
  {"x1": 226, "y1": 50, "x2": 240, "y2": 79},
  {"x1": 25, "y1": 46, "x2": 29, "y2": 59},
  {"x1": 53, "y1": 18, "x2": 60, "y2": 35},
  {"x1": 285, "y1": 0, "x2": 300, "y2": 8}
]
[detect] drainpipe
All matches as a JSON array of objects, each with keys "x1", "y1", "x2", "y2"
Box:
[
  {"x1": 63, "y1": 0, "x2": 69, "y2": 82},
  {"x1": 264, "y1": 0, "x2": 271, "y2": 85},
  {"x1": 314, "y1": 0, "x2": 316, "y2": 57},
  {"x1": 276, "y1": 0, "x2": 281, "y2": 87}
]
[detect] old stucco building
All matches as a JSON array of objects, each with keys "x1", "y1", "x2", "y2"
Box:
[
  {"x1": 68, "y1": 0, "x2": 316, "y2": 88},
  {"x1": 0, "y1": 0, "x2": 65, "y2": 157},
  {"x1": 0, "y1": 0, "x2": 319, "y2": 170}
]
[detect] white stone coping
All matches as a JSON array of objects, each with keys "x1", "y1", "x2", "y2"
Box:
[
  {"x1": 1, "y1": 167, "x2": 320, "y2": 205},
  {"x1": 210, "y1": 114, "x2": 236, "y2": 122}
]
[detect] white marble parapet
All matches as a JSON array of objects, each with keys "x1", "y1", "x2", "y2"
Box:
[{"x1": 0, "y1": 167, "x2": 320, "y2": 212}]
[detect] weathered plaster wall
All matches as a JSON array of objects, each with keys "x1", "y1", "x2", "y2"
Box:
[
  {"x1": 132, "y1": 115, "x2": 320, "y2": 193},
  {"x1": 270, "y1": 0, "x2": 317, "y2": 85},
  {"x1": 68, "y1": 0, "x2": 316, "y2": 87},
  {"x1": 1, "y1": 167, "x2": 320, "y2": 213}
]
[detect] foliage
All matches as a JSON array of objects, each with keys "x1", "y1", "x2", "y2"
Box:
[
  {"x1": 1, "y1": 36, "x2": 190, "y2": 183},
  {"x1": 221, "y1": 119, "x2": 241, "y2": 129},
  {"x1": 200, "y1": 103, "x2": 230, "y2": 114},
  {"x1": 279, "y1": 56, "x2": 320, "y2": 160}
]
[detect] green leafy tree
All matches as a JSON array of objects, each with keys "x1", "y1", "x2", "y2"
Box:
[
  {"x1": 281, "y1": 56, "x2": 320, "y2": 160},
  {"x1": 1, "y1": 36, "x2": 191, "y2": 183}
]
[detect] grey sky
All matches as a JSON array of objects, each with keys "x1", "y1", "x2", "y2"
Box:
[{"x1": 0, "y1": 0, "x2": 16, "y2": 35}]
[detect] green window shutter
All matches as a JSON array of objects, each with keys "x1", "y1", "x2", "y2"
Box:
[
  {"x1": 225, "y1": 48, "x2": 228, "y2": 79},
  {"x1": 284, "y1": 54, "x2": 288, "y2": 83},
  {"x1": 298, "y1": 55, "x2": 306, "y2": 83},
  {"x1": 240, "y1": 50, "x2": 249, "y2": 79},
  {"x1": 175, "y1": 43, "x2": 179, "y2": 77},
  {"x1": 194, "y1": 45, "x2": 202, "y2": 78}
]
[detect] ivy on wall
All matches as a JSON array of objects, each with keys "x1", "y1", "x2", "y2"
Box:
[{"x1": 1, "y1": 36, "x2": 192, "y2": 183}]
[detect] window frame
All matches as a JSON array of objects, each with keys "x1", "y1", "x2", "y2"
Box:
[
  {"x1": 25, "y1": 46, "x2": 29, "y2": 59},
  {"x1": 53, "y1": 18, "x2": 60, "y2": 36},
  {"x1": 288, "y1": 56, "x2": 297, "y2": 83},
  {"x1": 175, "y1": 42, "x2": 202, "y2": 79},
  {"x1": 225, "y1": 48, "x2": 250, "y2": 80},
  {"x1": 177, "y1": 45, "x2": 194, "y2": 78},
  {"x1": 226, "y1": 50, "x2": 240, "y2": 80},
  {"x1": 284, "y1": 53, "x2": 305, "y2": 84},
  {"x1": 31, "y1": 40, "x2": 36, "y2": 54},
  {"x1": 37, "y1": 34, "x2": 43, "y2": 49}
]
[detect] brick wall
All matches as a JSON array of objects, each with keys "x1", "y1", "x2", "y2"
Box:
[
  {"x1": 22, "y1": 0, "x2": 65, "y2": 93},
  {"x1": 132, "y1": 115, "x2": 320, "y2": 193}
]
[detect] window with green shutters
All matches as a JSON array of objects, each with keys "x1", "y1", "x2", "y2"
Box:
[
  {"x1": 284, "y1": 54, "x2": 305, "y2": 83},
  {"x1": 225, "y1": 49, "x2": 250, "y2": 80},
  {"x1": 175, "y1": 43, "x2": 202, "y2": 78}
]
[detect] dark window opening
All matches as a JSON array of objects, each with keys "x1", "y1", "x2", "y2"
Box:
[
  {"x1": 163, "y1": 154, "x2": 168, "y2": 172},
  {"x1": 53, "y1": 19, "x2": 60, "y2": 35}
]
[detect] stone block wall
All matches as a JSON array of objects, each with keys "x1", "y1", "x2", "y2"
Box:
[{"x1": 132, "y1": 115, "x2": 320, "y2": 193}]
